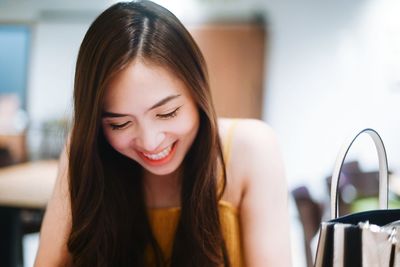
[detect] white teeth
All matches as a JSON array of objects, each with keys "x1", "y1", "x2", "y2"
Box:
[{"x1": 142, "y1": 144, "x2": 173, "y2": 160}]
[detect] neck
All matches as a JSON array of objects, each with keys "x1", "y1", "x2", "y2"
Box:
[{"x1": 142, "y1": 166, "x2": 183, "y2": 208}]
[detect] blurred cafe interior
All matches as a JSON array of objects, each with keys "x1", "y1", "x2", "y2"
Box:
[{"x1": 2, "y1": 0, "x2": 400, "y2": 266}]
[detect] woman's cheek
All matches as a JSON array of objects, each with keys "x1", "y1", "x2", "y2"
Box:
[
  {"x1": 104, "y1": 129, "x2": 129, "y2": 152},
  {"x1": 178, "y1": 111, "x2": 199, "y2": 135}
]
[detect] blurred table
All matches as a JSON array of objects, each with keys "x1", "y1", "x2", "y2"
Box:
[
  {"x1": 0, "y1": 160, "x2": 58, "y2": 208},
  {"x1": 0, "y1": 160, "x2": 58, "y2": 267}
]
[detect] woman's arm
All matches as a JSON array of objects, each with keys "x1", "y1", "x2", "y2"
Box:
[
  {"x1": 34, "y1": 145, "x2": 72, "y2": 266},
  {"x1": 237, "y1": 119, "x2": 292, "y2": 267}
]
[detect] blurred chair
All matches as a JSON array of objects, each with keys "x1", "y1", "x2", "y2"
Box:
[
  {"x1": 0, "y1": 134, "x2": 27, "y2": 165},
  {"x1": 292, "y1": 186, "x2": 323, "y2": 267},
  {"x1": 0, "y1": 147, "x2": 14, "y2": 167},
  {"x1": 325, "y1": 161, "x2": 381, "y2": 216}
]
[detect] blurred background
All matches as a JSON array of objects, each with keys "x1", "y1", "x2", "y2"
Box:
[{"x1": 2, "y1": 0, "x2": 400, "y2": 266}]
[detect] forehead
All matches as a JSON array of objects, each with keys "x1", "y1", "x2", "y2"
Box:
[{"x1": 103, "y1": 61, "x2": 190, "y2": 110}]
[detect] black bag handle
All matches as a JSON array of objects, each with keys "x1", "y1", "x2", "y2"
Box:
[{"x1": 330, "y1": 128, "x2": 389, "y2": 219}]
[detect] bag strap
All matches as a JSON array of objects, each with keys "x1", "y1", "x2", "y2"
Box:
[{"x1": 331, "y1": 128, "x2": 389, "y2": 219}]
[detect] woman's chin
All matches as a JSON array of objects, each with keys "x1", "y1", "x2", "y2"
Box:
[{"x1": 142, "y1": 164, "x2": 181, "y2": 178}]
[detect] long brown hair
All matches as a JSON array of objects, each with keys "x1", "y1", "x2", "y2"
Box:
[{"x1": 68, "y1": 1, "x2": 230, "y2": 266}]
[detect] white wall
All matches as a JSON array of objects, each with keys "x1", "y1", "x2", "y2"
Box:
[
  {"x1": 23, "y1": 20, "x2": 91, "y2": 158},
  {"x1": 0, "y1": 0, "x2": 107, "y2": 22},
  {"x1": 263, "y1": 0, "x2": 400, "y2": 194},
  {"x1": 27, "y1": 22, "x2": 88, "y2": 123}
]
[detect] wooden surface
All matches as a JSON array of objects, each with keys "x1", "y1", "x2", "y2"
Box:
[
  {"x1": 0, "y1": 160, "x2": 58, "y2": 209},
  {"x1": 189, "y1": 23, "x2": 266, "y2": 119}
]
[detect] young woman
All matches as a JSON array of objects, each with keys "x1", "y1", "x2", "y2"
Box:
[{"x1": 34, "y1": 1, "x2": 291, "y2": 266}]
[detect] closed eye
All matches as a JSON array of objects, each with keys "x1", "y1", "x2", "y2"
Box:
[
  {"x1": 157, "y1": 106, "x2": 182, "y2": 119},
  {"x1": 109, "y1": 121, "x2": 130, "y2": 130}
]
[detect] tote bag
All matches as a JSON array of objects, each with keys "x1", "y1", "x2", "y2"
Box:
[{"x1": 314, "y1": 128, "x2": 400, "y2": 267}]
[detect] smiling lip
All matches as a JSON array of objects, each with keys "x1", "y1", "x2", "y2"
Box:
[{"x1": 138, "y1": 141, "x2": 178, "y2": 166}]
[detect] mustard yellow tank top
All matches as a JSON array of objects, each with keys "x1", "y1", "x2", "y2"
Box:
[{"x1": 146, "y1": 120, "x2": 243, "y2": 266}]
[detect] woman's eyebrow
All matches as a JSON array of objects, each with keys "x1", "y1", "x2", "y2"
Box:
[
  {"x1": 102, "y1": 111, "x2": 128, "y2": 118},
  {"x1": 102, "y1": 94, "x2": 181, "y2": 118},
  {"x1": 147, "y1": 94, "x2": 181, "y2": 112}
]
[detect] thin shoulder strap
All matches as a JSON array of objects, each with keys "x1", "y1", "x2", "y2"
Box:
[{"x1": 223, "y1": 119, "x2": 239, "y2": 166}]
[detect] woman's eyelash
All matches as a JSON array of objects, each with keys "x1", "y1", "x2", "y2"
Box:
[
  {"x1": 110, "y1": 121, "x2": 130, "y2": 130},
  {"x1": 157, "y1": 106, "x2": 182, "y2": 119},
  {"x1": 108, "y1": 106, "x2": 182, "y2": 129}
]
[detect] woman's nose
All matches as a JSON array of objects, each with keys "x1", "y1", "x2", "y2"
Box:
[{"x1": 135, "y1": 126, "x2": 165, "y2": 152}]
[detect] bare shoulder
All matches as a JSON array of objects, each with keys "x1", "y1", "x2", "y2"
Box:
[
  {"x1": 219, "y1": 117, "x2": 277, "y2": 141},
  {"x1": 219, "y1": 117, "x2": 280, "y2": 166},
  {"x1": 217, "y1": 118, "x2": 281, "y2": 207},
  {"x1": 233, "y1": 118, "x2": 276, "y2": 143}
]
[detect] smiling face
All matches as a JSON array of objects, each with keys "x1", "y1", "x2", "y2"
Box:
[{"x1": 101, "y1": 60, "x2": 200, "y2": 177}]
